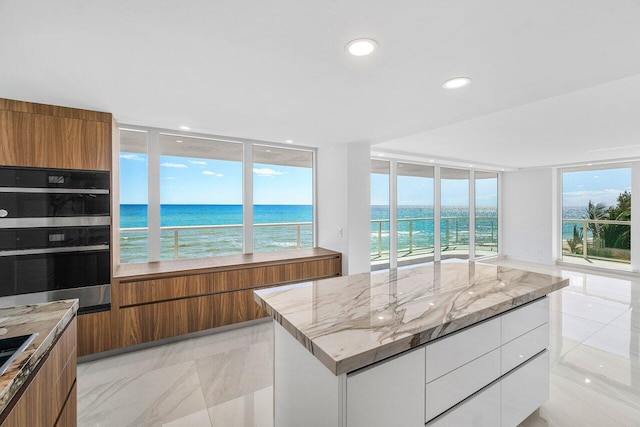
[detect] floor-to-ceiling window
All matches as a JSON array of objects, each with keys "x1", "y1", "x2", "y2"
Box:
[
  {"x1": 370, "y1": 157, "x2": 499, "y2": 268},
  {"x1": 371, "y1": 160, "x2": 390, "y2": 267},
  {"x1": 253, "y1": 145, "x2": 314, "y2": 252},
  {"x1": 440, "y1": 168, "x2": 470, "y2": 260},
  {"x1": 397, "y1": 163, "x2": 435, "y2": 265},
  {"x1": 475, "y1": 172, "x2": 498, "y2": 257},
  {"x1": 561, "y1": 164, "x2": 631, "y2": 270}
]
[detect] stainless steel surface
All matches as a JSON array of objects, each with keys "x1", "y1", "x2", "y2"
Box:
[
  {"x1": 0, "y1": 333, "x2": 38, "y2": 376},
  {"x1": 0, "y1": 217, "x2": 110, "y2": 228},
  {"x1": 0, "y1": 244, "x2": 110, "y2": 257},
  {"x1": 0, "y1": 284, "x2": 110, "y2": 310},
  {"x1": 0, "y1": 187, "x2": 109, "y2": 194}
]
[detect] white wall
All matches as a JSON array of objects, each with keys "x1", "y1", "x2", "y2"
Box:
[
  {"x1": 501, "y1": 168, "x2": 556, "y2": 265},
  {"x1": 317, "y1": 142, "x2": 371, "y2": 275}
]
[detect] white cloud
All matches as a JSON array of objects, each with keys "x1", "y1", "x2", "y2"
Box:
[
  {"x1": 166, "y1": 176, "x2": 176, "y2": 180},
  {"x1": 253, "y1": 167, "x2": 286, "y2": 177},
  {"x1": 120, "y1": 153, "x2": 145, "y2": 161},
  {"x1": 189, "y1": 160, "x2": 207, "y2": 165},
  {"x1": 161, "y1": 162, "x2": 187, "y2": 168},
  {"x1": 202, "y1": 171, "x2": 224, "y2": 177},
  {"x1": 563, "y1": 188, "x2": 624, "y2": 206}
]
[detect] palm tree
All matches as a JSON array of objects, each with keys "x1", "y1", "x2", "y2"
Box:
[
  {"x1": 585, "y1": 200, "x2": 608, "y2": 248},
  {"x1": 566, "y1": 224, "x2": 582, "y2": 254}
]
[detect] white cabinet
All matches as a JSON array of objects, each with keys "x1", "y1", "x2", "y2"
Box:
[
  {"x1": 501, "y1": 351, "x2": 550, "y2": 427},
  {"x1": 425, "y1": 349, "x2": 500, "y2": 421},
  {"x1": 501, "y1": 298, "x2": 549, "y2": 343},
  {"x1": 427, "y1": 383, "x2": 500, "y2": 427},
  {"x1": 274, "y1": 297, "x2": 552, "y2": 427},
  {"x1": 501, "y1": 323, "x2": 549, "y2": 374},
  {"x1": 425, "y1": 317, "x2": 501, "y2": 382},
  {"x1": 347, "y1": 347, "x2": 425, "y2": 427}
]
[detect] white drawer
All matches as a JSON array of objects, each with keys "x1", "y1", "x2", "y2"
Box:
[
  {"x1": 501, "y1": 297, "x2": 549, "y2": 344},
  {"x1": 425, "y1": 317, "x2": 500, "y2": 383},
  {"x1": 501, "y1": 350, "x2": 550, "y2": 427},
  {"x1": 501, "y1": 323, "x2": 549, "y2": 374},
  {"x1": 425, "y1": 348, "x2": 500, "y2": 422},
  {"x1": 426, "y1": 382, "x2": 500, "y2": 427},
  {"x1": 346, "y1": 347, "x2": 425, "y2": 427}
]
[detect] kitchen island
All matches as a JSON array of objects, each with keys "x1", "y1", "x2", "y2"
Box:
[
  {"x1": 254, "y1": 260, "x2": 569, "y2": 427},
  {"x1": 0, "y1": 300, "x2": 78, "y2": 426}
]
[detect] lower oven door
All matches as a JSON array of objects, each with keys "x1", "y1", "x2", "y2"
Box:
[{"x1": 0, "y1": 249, "x2": 110, "y2": 310}]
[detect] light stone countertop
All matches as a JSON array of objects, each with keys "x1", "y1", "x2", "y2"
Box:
[
  {"x1": 254, "y1": 259, "x2": 568, "y2": 375},
  {"x1": 0, "y1": 300, "x2": 78, "y2": 415}
]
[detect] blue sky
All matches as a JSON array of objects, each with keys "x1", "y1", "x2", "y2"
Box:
[
  {"x1": 563, "y1": 168, "x2": 631, "y2": 207},
  {"x1": 371, "y1": 174, "x2": 498, "y2": 206},
  {"x1": 119, "y1": 153, "x2": 312, "y2": 205}
]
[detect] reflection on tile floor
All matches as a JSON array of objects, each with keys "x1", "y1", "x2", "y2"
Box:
[
  {"x1": 77, "y1": 321, "x2": 273, "y2": 427},
  {"x1": 78, "y1": 260, "x2": 640, "y2": 426}
]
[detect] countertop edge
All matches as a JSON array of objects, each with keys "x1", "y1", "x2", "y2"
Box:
[{"x1": 0, "y1": 300, "x2": 79, "y2": 416}]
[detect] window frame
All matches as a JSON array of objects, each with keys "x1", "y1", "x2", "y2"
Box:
[
  {"x1": 117, "y1": 124, "x2": 317, "y2": 264},
  {"x1": 370, "y1": 157, "x2": 501, "y2": 270}
]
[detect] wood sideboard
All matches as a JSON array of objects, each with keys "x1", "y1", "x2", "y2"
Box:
[{"x1": 78, "y1": 248, "x2": 342, "y2": 356}]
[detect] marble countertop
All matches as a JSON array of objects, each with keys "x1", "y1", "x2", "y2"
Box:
[
  {"x1": 0, "y1": 300, "x2": 78, "y2": 415},
  {"x1": 254, "y1": 260, "x2": 569, "y2": 375}
]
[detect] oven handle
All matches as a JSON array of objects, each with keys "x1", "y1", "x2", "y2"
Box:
[
  {"x1": 0, "y1": 217, "x2": 110, "y2": 228},
  {"x1": 0, "y1": 244, "x2": 109, "y2": 257},
  {"x1": 0, "y1": 187, "x2": 109, "y2": 194}
]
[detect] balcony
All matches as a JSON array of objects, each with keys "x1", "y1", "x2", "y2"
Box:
[
  {"x1": 120, "y1": 222, "x2": 313, "y2": 263},
  {"x1": 370, "y1": 216, "x2": 498, "y2": 266},
  {"x1": 562, "y1": 218, "x2": 631, "y2": 269}
]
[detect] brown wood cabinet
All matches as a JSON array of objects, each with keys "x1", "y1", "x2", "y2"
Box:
[
  {"x1": 0, "y1": 98, "x2": 112, "y2": 171},
  {"x1": 77, "y1": 310, "x2": 113, "y2": 357},
  {"x1": 0, "y1": 318, "x2": 77, "y2": 427},
  {"x1": 109, "y1": 248, "x2": 342, "y2": 350}
]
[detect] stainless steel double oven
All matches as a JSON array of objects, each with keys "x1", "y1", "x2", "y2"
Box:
[{"x1": 0, "y1": 166, "x2": 111, "y2": 313}]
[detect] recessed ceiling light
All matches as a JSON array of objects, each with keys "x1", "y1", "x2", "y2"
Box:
[
  {"x1": 346, "y1": 39, "x2": 378, "y2": 56},
  {"x1": 285, "y1": 140, "x2": 293, "y2": 143},
  {"x1": 179, "y1": 125, "x2": 191, "y2": 131},
  {"x1": 587, "y1": 163, "x2": 593, "y2": 166},
  {"x1": 266, "y1": 149, "x2": 271, "y2": 153},
  {"x1": 501, "y1": 168, "x2": 505, "y2": 171},
  {"x1": 429, "y1": 159, "x2": 435, "y2": 163},
  {"x1": 468, "y1": 164, "x2": 474, "y2": 167},
  {"x1": 442, "y1": 77, "x2": 472, "y2": 89},
  {"x1": 176, "y1": 140, "x2": 183, "y2": 143}
]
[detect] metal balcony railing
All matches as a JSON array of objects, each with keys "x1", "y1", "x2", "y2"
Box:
[
  {"x1": 562, "y1": 218, "x2": 631, "y2": 264},
  {"x1": 120, "y1": 222, "x2": 312, "y2": 260},
  {"x1": 370, "y1": 216, "x2": 498, "y2": 259}
]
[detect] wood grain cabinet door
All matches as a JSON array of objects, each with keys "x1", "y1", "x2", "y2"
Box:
[{"x1": 0, "y1": 109, "x2": 111, "y2": 170}]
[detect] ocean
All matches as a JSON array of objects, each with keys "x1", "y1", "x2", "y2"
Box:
[
  {"x1": 120, "y1": 204, "x2": 313, "y2": 263},
  {"x1": 120, "y1": 205, "x2": 599, "y2": 263},
  {"x1": 120, "y1": 204, "x2": 501, "y2": 263}
]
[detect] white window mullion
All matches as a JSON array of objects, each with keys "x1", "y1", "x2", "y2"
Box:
[
  {"x1": 631, "y1": 162, "x2": 640, "y2": 272},
  {"x1": 147, "y1": 129, "x2": 161, "y2": 262},
  {"x1": 243, "y1": 143, "x2": 254, "y2": 254},
  {"x1": 434, "y1": 166, "x2": 441, "y2": 261},
  {"x1": 389, "y1": 160, "x2": 398, "y2": 269},
  {"x1": 469, "y1": 170, "x2": 476, "y2": 261}
]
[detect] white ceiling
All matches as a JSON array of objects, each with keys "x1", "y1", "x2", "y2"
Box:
[{"x1": 1, "y1": 0, "x2": 640, "y2": 169}]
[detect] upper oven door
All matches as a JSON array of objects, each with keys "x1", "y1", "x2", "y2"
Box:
[
  {"x1": 0, "y1": 166, "x2": 110, "y2": 190},
  {"x1": 0, "y1": 191, "x2": 110, "y2": 219}
]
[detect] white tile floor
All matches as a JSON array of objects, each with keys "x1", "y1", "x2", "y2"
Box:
[{"x1": 77, "y1": 260, "x2": 640, "y2": 426}]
